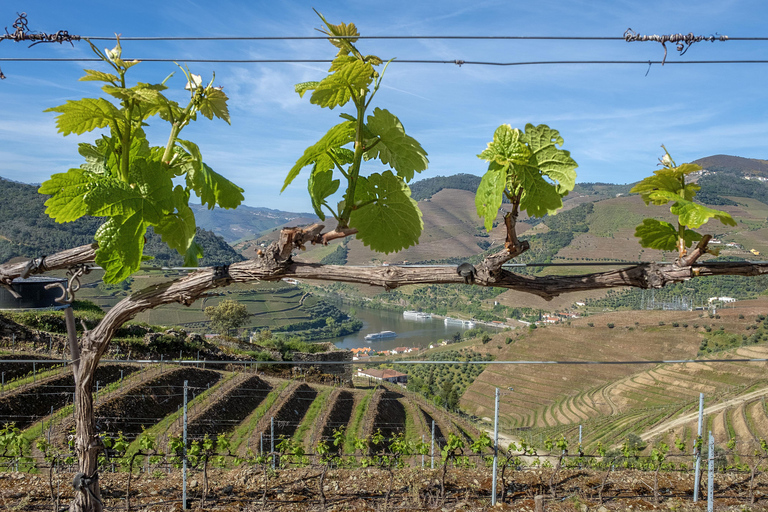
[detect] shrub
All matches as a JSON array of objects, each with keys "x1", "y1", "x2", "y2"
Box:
[
  {"x1": 658, "y1": 321, "x2": 665, "y2": 326},
  {"x1": 607, "y1": 323, "x2": 615, "y2": 329},
  {"x1": 588, "y1": 322, "x2": 594, "y2": 327}
]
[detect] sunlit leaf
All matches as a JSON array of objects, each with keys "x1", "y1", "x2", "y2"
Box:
[
  {"x1": 349, "y1": 171, "x2": 422, "y2": 253},
  {"x1": 80, "y1": 69, "x2": 118, "y2": 83},
  {"x1": 478, "y1": 124, "x2": 527, "y2": 166},
  {"x1": 475, "y1": 166, "x2": 506, "y2": 232},
  {"x1": 364, "y1": 107, "x2": 428, "y2": 182},
  {"x1": 669, "y1": 199, "x2": 737, "y2": 229},
  {"x1": 198, "y1": 87, "x2": 230, "y2": 124},
  {"x1": 45, "y1": 98, "x2": 125, "y2": 136},
  {"x1": 38, "y1": 169, "x2": 94, "y2": 222},
  {"x1": 95, "y1": 215, "x2": 148, "y2": 283},
  {"x1": 283, "y1": 121, "x2": 355, "y2": 191},
  {"x1": 154, "y1": 186, "x2": 197, "y2": 256},
  {"x1": 523, "y1": 124, "x2": 577, "y2": 193},
  {"x1": 295, "y1": 81, "x2": 320, "y2": 98},
  {"x1": 177, "y1": 139, "x2": 244, "y2": 209},
  {"x1": 634, "y1": 218, "x2": 681, "y2": 251},
  {"x1": 308, "y1": 166, "x2": 340, "y2": 220},
  {"x1": 310, "y1": 59, "x2": 373, "y2": 109}
]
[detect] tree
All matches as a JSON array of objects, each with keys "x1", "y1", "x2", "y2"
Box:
[
  {"x1": 1, "y1": 13, "x2": 767, "y2": 512},
  {"x1": 204, "y1": 299, "x2": 249, "y2": 336}
]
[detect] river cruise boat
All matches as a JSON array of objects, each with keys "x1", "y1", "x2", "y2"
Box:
[
  {"x1": 364, "y1": 330, "x2": 397, "y2": 341},
  {"x1": 444, "y1": 317, "x2": 476, "y2": 328},
  {"x1": 402, "y1": 310, "x2": 432, "y2": 321}
]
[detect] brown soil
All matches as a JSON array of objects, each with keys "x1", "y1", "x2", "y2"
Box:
[
  {"x1": 318, "y1": 390, "x2": 354, "y2": 450},
  {"x1": 7, "y1": 466, "x2": 768, "y2": 511},
  {"x1": 258, "y1": 383, "x2": 318, "y2": 442},
  {"x1": 419, "y1": 407, "x2": 446, "y2": 448},
  {"x1": 371, "y1": 390, "x2": 406, "y2": 444},
  {"x1": 53, "y1": 368, "x2": 222, "y2": 443},
  {"x1": 184, "y1": 374, "x2": 271, "y2": 440},
  {"x1": 0, "y1": 354, "x2": 60, "y2": 381},
  {"x1": 0, "y1": 363, "x2": 136, "y2": 430}
]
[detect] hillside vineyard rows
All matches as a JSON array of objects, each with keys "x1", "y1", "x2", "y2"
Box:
[{"x1": 5, "y1": 355, "x2": 768, "y2": 510}]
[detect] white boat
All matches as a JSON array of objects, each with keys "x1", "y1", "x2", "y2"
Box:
[
  {"x1": 364, "y1": 330, "x2": 397, "y2": 341},
  {"x1": 403, "y1": 310, "x2": 432, "y2": 321},
  {"x1": 444, "y1": 317, "x2": 476, "y2": 328}
]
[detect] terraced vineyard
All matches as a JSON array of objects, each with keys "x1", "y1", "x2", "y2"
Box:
[
  {"x1": 464, "y1": 300, "x2": 768, "y2": 454},
  {"x1": 0, "y1": 360, "x2": 484, "y2": 465}
]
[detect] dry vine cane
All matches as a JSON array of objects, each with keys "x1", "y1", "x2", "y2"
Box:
[
  {"x1": 623, "y1": 28, "x2": 729, "y2": 65},
  {"x1": 0, "y1": 12, "x2": 81, "y2": 80}
]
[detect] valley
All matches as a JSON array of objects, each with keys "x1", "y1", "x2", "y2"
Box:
[{"x1": 1, "y1": 155, "x2": 768, "y2": 509}]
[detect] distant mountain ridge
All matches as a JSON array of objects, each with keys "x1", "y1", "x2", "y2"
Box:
[
  {"x1": 190, "y1": 203, "x2": 318, "y2": 243},
  {"x1": 692, "y1": 154, "x2": 768, "y2": 176}
]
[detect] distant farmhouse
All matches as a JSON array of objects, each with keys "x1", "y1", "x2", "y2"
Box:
[{"x1": 357, "y1": 368, "x2": 408, "y2": 384}]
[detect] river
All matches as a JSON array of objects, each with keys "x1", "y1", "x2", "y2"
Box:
[{"x1": 328, "y1": 307, "x2": 498, "y2": 351}]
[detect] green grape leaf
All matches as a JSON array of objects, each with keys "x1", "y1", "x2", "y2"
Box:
[
  {"x1": 77, "y1": 143, "x2": 108, "y2": 174},
  {"x1": 283, "y1": 121, "x2": 355, "y2": 191},
  {"x1": 102, "y1": 83, "x2": 171, "y2": 119},
  {"x1": 676, "y1": 163, "x2": 702, "y2": 175},
  {"x1": 349, "y1": 171, "x2": 422, "y2": 253},
  {"x1": 153, "y1": 186, "x2": 197, "y2": 256},
  {"x1": 517, "y1": 164, "x2": 564, "y2": 218},
  {"x1": 634, "y1": 218, "x2": 682, "y2": 251},
  {"x1": 295, "y1": 81, "x2": 320, "y2": 98},
  {"x1": 45, "y1": 98, "x2": 125, "y2": 136},
  {"x1": 80, "y1": 69, "x2": 119, "y2": 83},
  {"x1": 364, "y1": 107, "x2": 428, "y2": 182},
  {"x1": 310, "y1": 59, "x2": 373, "y2": 109},
  {"x1": 176, "y1": 139, "x2": 244, "y2": 209},
  {"x1": 157, "y1": 98, "x2": 185, "y2": 124},
  {"x1": 198, "y1": 87, "x2": 231, "y2": 124},
  {"x1": 475, "y1": 165, "x2": 506, "y2": 232},
  {"x1": 523, "y1": 124, "x2": 577, "y2": 193},
  {"x1": 95, "y1": 215, "x2": 148, "y2": 283},
  {"x1": 329, "y1": 147, "x2": 355, "y2": 166},
  {"x1": 308, "y1": 166, "x2": 340, "y2": 220},
  {"x1": 315, "y1": 11, "x2": 359, "y2": 55},
  {"x1": 669, "y1": 199, "x2": 737, "y2": 229},
  {"x1": 38, "y1": 169, "x2": 94, "y2": 222},
  {"x1": 478, "y1": 124, "x2": 528, "y2": 166},
  {"x1": 184, "y1": 240, "x2": 204, "y2": 267},
  {"x1": 631, "y1": 166, "x2": 703, "y2": 204},
  {"x1": 83, "y1": 160, "x2": 173, "y2": 224},
  {"x1": 329, "y1": 55, "x2": 357, "y2": 72},
  {"x1": 631, "y1": 170, "x2": 685, "y2": 205}
]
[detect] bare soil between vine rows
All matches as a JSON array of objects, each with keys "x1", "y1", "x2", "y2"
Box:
[{"x1": 5, "y1": 467, "x2": 768, "y2": 511}]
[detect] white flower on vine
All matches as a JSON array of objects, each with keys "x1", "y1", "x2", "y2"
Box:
[
  {"x1": 661, "y1": 153, "x2": 672, "y2": 167},
  {"x1": 185, "y1": 74, "x2": 203, "y2": 90},
  {"x1": 104, "y1": 45, "x2": 121, "y2": 62}
]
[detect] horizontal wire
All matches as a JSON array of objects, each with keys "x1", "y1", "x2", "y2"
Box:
[
  {"x1": 0, "y1": 357, "x2": 766, "y2": 365},
  {"x1": 66, "y1": 35, "x2": 768, "y2": 42},
  {"x1": 3, "y1": 57, "x2": 768, "y2": 66},
  {"x1": 83, "y1": 35, "x2": 629, "y2": 41}
]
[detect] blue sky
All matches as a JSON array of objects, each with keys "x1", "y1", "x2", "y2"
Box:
[{"x1": 1, "y1": 0, "x2": 767, "y2": 212}]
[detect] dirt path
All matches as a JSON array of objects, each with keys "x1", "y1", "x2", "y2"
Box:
[{"x1": 641, "y1": 385, "x2": 768, "y2": 441}]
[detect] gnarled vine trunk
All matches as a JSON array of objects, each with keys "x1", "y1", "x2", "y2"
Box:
[
  {"x1": 72, "y1": 350, "x2": 103, "y2": 512},
  {"x1": 1, "y1": 226, "x2": 767, "y2": 511}
]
